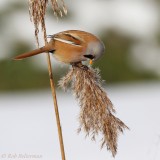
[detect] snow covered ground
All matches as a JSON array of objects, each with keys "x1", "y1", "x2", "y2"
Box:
[{"x1": 0, "y1": 82, "x2": 160, "y2": 160}]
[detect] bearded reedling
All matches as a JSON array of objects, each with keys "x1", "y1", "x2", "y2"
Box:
[
  {"x1": 14, "y1": 30, "x2": 128, "y2": 157},
  {"x1": 14, "y1": 30, "x2": 104, "y2": 64}
]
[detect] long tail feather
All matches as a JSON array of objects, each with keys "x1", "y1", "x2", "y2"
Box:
[{"x1": 13, "y1": 46, "x2": 48, "y2": 60}]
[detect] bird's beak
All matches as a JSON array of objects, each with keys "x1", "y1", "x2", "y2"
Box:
[
  {"x1": 83, "y1": 54, "x2": 94, "y2": 65},
  {"x1": 89, "y1": 59, "x2": 93, "y2": 65}
]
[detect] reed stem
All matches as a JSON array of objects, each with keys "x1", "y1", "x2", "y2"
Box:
[
  {"x1": 46, "y1": 52, "x2": 66, "y2": 160},
  {"x1": 28, "y1": 1, "x2": 67, "y2": 158}
]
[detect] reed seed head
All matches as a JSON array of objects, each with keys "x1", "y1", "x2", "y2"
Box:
[
  {"x1": 28, "y1": 0, "x2": 67, "y2": 45},
  {"x1": 59, "y1": 62, "x2": 129, "y2": 157}
]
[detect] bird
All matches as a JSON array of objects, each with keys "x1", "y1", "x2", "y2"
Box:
[{"x1": 14, "y1": 30, "x2": 105, "y2": 65}]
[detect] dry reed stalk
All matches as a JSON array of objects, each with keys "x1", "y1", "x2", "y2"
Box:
[
  {"x1": 28, "y1": 1, "x2": 67, "y2": 160},
  {"x1": 59, "y1": 62, "x2": 129, "y2": 157}
]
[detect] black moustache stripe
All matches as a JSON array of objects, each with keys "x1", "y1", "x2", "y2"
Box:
[{"x1": 84, "y1": 54, "x2": 95, "y2": 59}]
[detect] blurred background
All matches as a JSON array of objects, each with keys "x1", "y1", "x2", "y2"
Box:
[{"x1": 0, "y1": 0, "x2": 160, "y2": 160}]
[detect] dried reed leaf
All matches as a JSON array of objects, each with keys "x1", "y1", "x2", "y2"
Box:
[
  {"x1": 28, "y1": 0, "x2": 67, "y2": 45},
  {"x1": 59, "y1": 63, "x2": 129, "y2": 157}
]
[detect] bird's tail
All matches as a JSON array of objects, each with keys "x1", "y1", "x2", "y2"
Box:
[{"x1": 13, "y1": 45, "x2": 53, "y2": 60}]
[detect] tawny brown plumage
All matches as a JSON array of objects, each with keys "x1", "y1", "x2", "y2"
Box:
[{"x1": 14, "y1": 30, "x2": 105, "y2": 64}]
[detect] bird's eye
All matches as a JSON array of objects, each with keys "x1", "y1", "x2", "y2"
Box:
[{"x1": 84, "y1": 54, "x2": 95, "y2": 59}]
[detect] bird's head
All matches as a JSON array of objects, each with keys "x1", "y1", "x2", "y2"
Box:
[{"x1": 83, "y1": 41, "x2": 105, "y2": 64}]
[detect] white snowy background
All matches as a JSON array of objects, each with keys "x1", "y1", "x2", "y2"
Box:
[{"x1": 0, "y1": 83, "x2": 160, "y2": 160}]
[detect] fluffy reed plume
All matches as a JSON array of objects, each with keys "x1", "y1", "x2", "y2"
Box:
[
  {"x1": 28, "y1": 0, "x2": 67, "y2": 45},
  {"x1": 59, "y1": 63, "x2": 129, "y2": 157}
]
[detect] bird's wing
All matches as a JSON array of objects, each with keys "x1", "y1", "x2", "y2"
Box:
[{"x1": 49, "y1": 32, "x2": 83, "y2": 46}]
